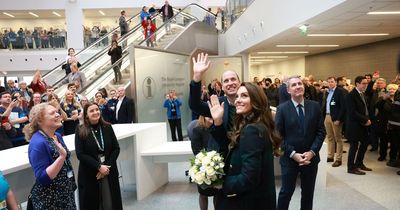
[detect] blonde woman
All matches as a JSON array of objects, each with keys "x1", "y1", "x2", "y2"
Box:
[
  {"x1": 24, "y1": 103, "x2": 77, "y2": 209},
  {"x1": 60, "y1": 90, "x2": 82, "y2": 135}
]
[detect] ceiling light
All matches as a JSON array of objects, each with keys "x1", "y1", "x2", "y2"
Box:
[
  {"x1": 307, "y1": 33, "x2": 389, "y2": 37},
  {"x1": 368, "y1": 11, "x2": 400, "y2": 15},
  {"x1": 265, "y1": 56, "x2": 289, "y2": 58},
  {"x1": 250, "y1": 59, "x2": 274, "y2": 62},
  {"x1": 99, "y1": 10, "x2": 105, "y2": 16},
  {"x1": 29, "y1": 12, "x2": 39, "y2": 18},
  {"x1": 256, "y1": 51, "x2": 309, "y2": 54},
  {"x1": 3, "y1": 12, "x2": 15, "y2": 18},
  {"x1": 52, "y1": 11, "x2": 61, "y2": 17},
  {"x1": 276, "y1": 45, "x2": 339, "y2": 47}
]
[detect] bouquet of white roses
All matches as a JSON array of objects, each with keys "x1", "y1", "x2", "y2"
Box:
[{"x1": 189, "y1": 150, "x2": 225, "y2": 189}]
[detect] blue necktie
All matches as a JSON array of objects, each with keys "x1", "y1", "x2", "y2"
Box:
[{"x1": 297, "y1": 104, "x2": 305, "y2": 132}]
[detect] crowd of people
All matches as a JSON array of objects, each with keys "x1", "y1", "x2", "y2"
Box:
[
  {"x1": 0, "y1": 27, "x2": 67, "y2": 50},
  {"x1": 187, "y1": 53, "x2": 400, "y2": 210}
]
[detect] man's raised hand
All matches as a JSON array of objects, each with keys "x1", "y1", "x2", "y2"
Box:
[{"x1": 192, "y1": 52, "x2": 211, "y2": 82}]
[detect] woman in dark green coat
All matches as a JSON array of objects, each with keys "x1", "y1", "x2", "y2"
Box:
[{"x1": 209, "y1": 82, "x2": 281, "y2": 210}]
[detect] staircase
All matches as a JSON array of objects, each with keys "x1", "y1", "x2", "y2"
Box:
[{"x1": 155, "y1": 27, "x2": 184, "y2": 49}]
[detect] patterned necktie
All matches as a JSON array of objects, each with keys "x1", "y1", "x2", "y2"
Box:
[{"x1": 360, "y1": 92, "x2": 369, "y2": 116}]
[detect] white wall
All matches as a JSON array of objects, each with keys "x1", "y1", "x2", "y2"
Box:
[
  {"x1": 255, "y1": 57, "x2": 305, "y2": 80},
  {"x1": 219, "y1": 0, "x2": 345, "y2": 55}
]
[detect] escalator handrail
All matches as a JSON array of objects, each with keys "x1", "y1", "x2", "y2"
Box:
[
  {"x1": 50, "y1": 13, "x2": 162, "y2": 88},
  {"x1": 78, "y1": 52, "x2": 129, "y2": 95},
  {"x1": 43, "y1": 12, "x2": 141, "y2": 79},
  {"x1": 138, "y1": 3, "x2": 216, "y2": 46}
]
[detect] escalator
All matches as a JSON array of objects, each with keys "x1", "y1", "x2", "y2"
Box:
[{"x1": 56, "y1": 4, "x2": 217, "y2": 100}]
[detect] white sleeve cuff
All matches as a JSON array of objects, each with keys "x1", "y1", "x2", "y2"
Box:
[{"x1": 289, "y1": 151, "x2": 296, "y2": 158}]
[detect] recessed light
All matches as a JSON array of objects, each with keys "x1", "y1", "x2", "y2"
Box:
[
  {"x1": 3, "y1": 12, "x2": 15, "y2": 18},
  {"x1": 307, "y1": 33, "x2": 389, "y2": 37},
  {"x1": 256, "y1": 51, "x2": 309, "y2": 54},
  {"x1": 29, "y1": 12, "x2": 39, "y2": 18},
  {"x1": 52, "y1": 11, "x2": 61, "y2": 17},
  {"x1": 368, "y1": 11, "x2": 400, "y2": 15},
  {"x1": 99, "y1": 10, "x2": 105, "y2": 16},
  {"x1": 276, "y1": 45, "x2": 339, "y2": 47}
]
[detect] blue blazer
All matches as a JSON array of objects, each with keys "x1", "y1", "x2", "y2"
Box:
[
  {"x1": 189, "y1": 81, "x2": 231, "y2": 130},
  {"x1": 275, "y1": 99, "x2": 326, "y2": 167},
  {"x1": 163, "y1": 98, "x2": 182, "y2": 119},
  {"x1": 321, "y1": 87, "x2": 346, "y2": 122}
]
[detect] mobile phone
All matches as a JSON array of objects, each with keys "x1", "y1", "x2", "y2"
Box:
[{"x1": 11, "y1": 96, "x2": 18, "y2": 101}]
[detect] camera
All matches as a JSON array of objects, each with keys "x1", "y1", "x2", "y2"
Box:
[{"x1": 11, "y1": 96, "x2": 18, "y2": 101}]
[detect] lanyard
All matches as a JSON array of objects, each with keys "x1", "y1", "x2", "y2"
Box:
[
  {"x1": 91, "y1": 126, "x2": 104, "y2": 151},
  {"x1": 38, "y1": 130, "x2": 71, "y2": 168}
]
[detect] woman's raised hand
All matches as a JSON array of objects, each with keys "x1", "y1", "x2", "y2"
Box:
[{"x1": 208, "y1": 95, "x2": 224, "y2": 126}]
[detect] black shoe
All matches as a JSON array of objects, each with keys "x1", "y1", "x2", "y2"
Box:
[
  {"x1": 343, "y1": 150, "x2": 347, "y2": 153},
  {"x1": 332, "y1": 161, "x2": 342, "y2": 167},
  {"x1": 348, "y1": 168, "x2": 366, "y2": 175},
  {"x1": 359, "y1": 165, "x2": 372, "y2": 171},
  {"x1": 327, "y1": 158, "x2": 334, "y2": 163},
  {"x1": 377, "y1": 156, "x2": 386, "y2": 161},
  {"x1": 386, "y1": 160, "x2": 400, "y2": 168},
  {"x1": 397, "y1": 171, "x2": 400, "y2": 175}
]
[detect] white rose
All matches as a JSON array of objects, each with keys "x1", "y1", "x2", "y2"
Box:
[
  {"x1": 208, "y1": 151, "x2": 217, "y2": 157},
  {"x1": 195, "y1": 158, "x2": 201, "y2": 165},
  {"x1": 209, "y1": 162, "x2": 215, "y2": 167},
  {"x1": 194, "y1": 173, "x2": 204, "y2": 184},
  {"x1": 219, "y1": 163, "x2": 224, "y2": 168},
  {"x1": 204, "y1": 179, "x2": 211, "y2": 185},
  {"x1": 206, "y1": 167, "x2": 216, "y2": 176},
  {"x1": 215, "y1": 165, "x2": 219, "y2": 169},
  {"x1": 196, "y1": 152, "x2": 205, "y2": 159},
  {"x1": 202, "y1": 157, "x2": 211, "y2": 165}
]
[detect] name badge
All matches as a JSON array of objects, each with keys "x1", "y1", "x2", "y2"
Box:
[
  {"x1": 100, "y1": 155, "x2": 105, "y2": 163},
  {"x1": 330, "y1": 101, "x2": 336, "y2": 106},
  {"x1": 0, "y1": 200, "x2": 6, "y2": 208},
  {"x1": 67, "y1": 170, "x2": 74, "y2": 178}
]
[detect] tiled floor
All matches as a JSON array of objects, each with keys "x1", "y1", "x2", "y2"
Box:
[{"x1": 121, "y1": 143, "x2": 400, "y2": 210}]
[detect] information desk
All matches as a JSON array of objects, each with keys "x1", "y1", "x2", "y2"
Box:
[{"x1": 0, "y1": 123, "x2": 178, "y2": 203}]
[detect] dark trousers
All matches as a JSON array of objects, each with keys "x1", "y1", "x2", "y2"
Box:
[
  {"x1": 347, "y1": 133, "x2": 369, "y2": 170},
  {"x1": 168, "y1": 118, "x2": 183, "y2": 141},
  {"x1": 277, "y1": 163, "x2": 318, "y2": 210},
  {"x1": 112, "y1": 63, "x2": 122, "y2": 82},
  {"x1": 377, "y1": 129, "x2": 389, "y2": 158}
]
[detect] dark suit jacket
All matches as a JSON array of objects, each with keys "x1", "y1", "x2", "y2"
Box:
[
  {"x1": 278, "y1": 83, "x2": 290, "y2": 105},
  {"x1": 189, "y1": 81, "x2": 232, "y2": 130},
  {"x1": 275, "y1": 99, "x2": 325, "y2": 167},
  {"x1": 321, "y1": 87, "x2": 346, "y2": 122},
  {"x1": 116, "y1": 96, "x2": 135, "y2": 123},
  {"x1": 160, "y1": 4, "x2": 174, "y2": 19},
  {"x1": 212, "y1": 123, "x2": 276, "y2": 210},
  {"x1": 345, "y1": 88, "x2": 369, "y2": 140},
  {"x1": 75, "y1": 124, "x2": 122, "y2": 210}
]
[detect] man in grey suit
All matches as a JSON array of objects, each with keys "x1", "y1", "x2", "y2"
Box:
[{"x1": 275, "y1": 76, "x2": 326, "y2": 210}]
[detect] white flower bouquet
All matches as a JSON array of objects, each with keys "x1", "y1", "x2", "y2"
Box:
[{"x1": 189, "y1": 150, "x2": 225, "y2": 189}]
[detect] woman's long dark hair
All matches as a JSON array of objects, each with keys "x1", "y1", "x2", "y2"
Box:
[
  {"x1": 231, "y1": 82, "x2": 281, "y2": 156},
  {"x1": 78, "y1": 102, "x2": 110, "y2": 140}
]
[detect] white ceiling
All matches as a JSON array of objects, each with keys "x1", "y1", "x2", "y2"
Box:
[{"x1": 248, "y1": 0, "x2": 400, "y2": 64}]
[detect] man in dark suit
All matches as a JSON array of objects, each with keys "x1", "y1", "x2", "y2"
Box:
[
  {"x1": 275, "y1": 76, "x2": 325, "y2": 210},
  {"x1": 278, "y1": 77, "x2": 291, "y2": 104},
  {"x1": 160, "y1": 1, "x2": 174, "y2": 33},
  {"x1": 189, "y1": 53, "x2": 239, "y2": 134},
  {"x1": 115, "y1": 87, "x2": 135, "y2": 123},
  {"x1": 345, "y1": 76, "x2": 372, "y2": 175},
  {"x1": 321, "y1": 76, "x2": 346, "y2": 167}
]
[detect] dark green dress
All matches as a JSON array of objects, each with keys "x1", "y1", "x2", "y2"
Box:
[{"x1": 213, "y1": 123, "x2": 277, "y2": 210}]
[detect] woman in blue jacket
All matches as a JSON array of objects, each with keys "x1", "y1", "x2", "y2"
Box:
[{"x1": 163, "y1": 90, "x2": 183, "y2": 141}]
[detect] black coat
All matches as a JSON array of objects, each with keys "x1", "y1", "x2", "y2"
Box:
[
  {"x1": 107, "y1": 46, "x2": 122, "y2": 64},
  {"x1": 212, "y1": 123, "x2": 276, "y2": 210},
  {"x1": 345, "y1": 88, "x2": 370, "y2": 141},
  {"x1": 75, "y1": 124, "x2": 122, "y2": 210},
  {"x1": 116, "y1": 96, "x2": 135, "y2": 123}
]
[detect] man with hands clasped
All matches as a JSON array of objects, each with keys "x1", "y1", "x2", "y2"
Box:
[{"x1": 275, "y1": 76, "x2": 325, "y2": 210}]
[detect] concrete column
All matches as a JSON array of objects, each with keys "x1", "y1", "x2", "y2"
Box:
[
  {"x1": 65, "y1": 2, "x2": 84, "y2": 49},
  {"x1": 241, "y1": 53, "x2": 249, "y2": 82}
]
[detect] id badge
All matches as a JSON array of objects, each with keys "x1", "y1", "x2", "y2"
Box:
[
  {"x1": 67, "y1": 170, "x2": 74, "y2": 178},
  {"x1": 100, "y1": 155, "x2": 105, "y2": 163},
  {"x1": 0, "y1": 200, "x2": 6, "y2": 208}
]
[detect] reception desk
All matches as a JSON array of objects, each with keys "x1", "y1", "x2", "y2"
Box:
[{"x1": 0, "y1": 123, "x2": 182, "y2": 204}]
